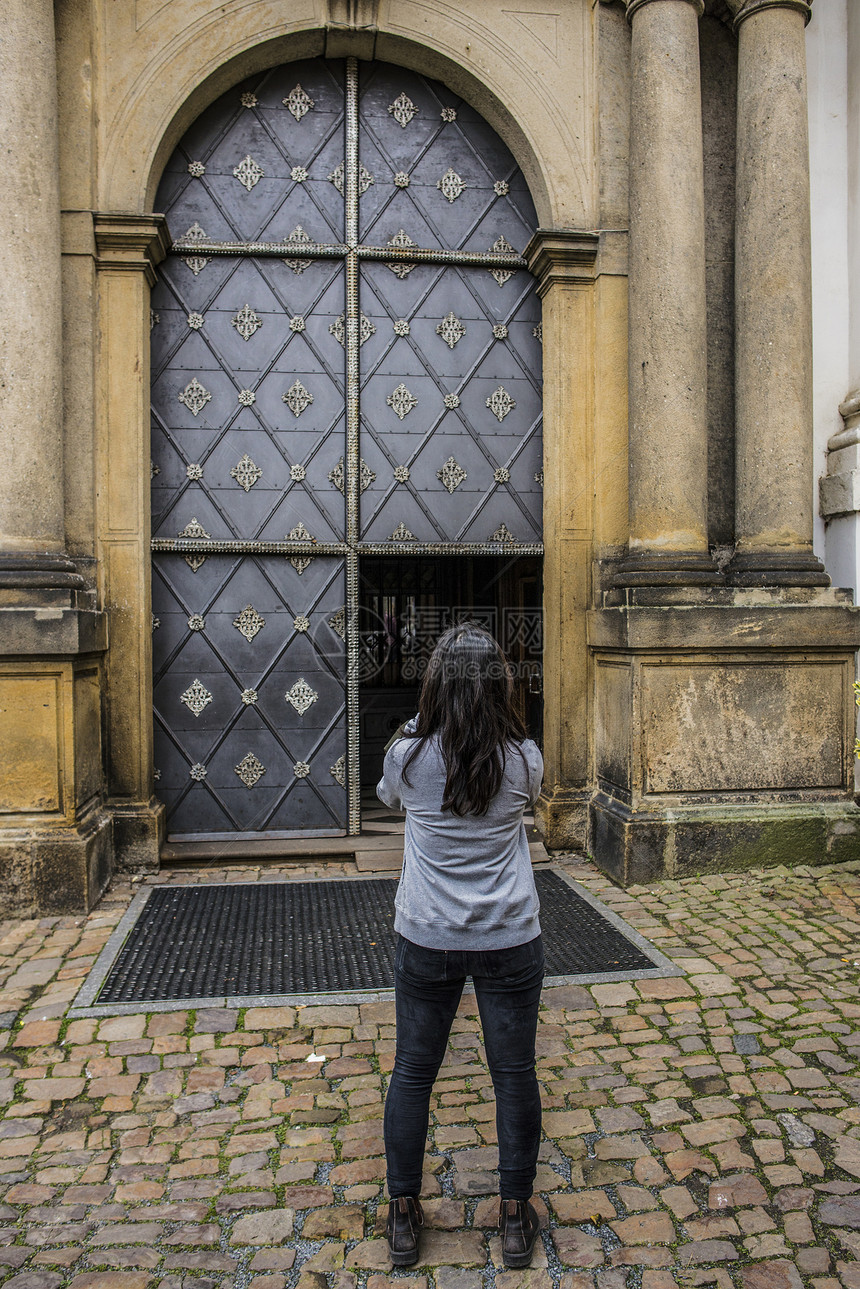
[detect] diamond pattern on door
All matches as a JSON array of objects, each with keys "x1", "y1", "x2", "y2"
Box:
[
  {"x1": 357, "y1": 63, "x2": 536, "y2": 253},
  {"x1": 156, "y1": 61, "x2": 347, "y2": 245},
  {"x1": 151, "y1": 56, "x2": 541, "y2": 840},
  {"x1": 358, "y1": 263, "x2": 542, "y2": 543},
  {"x1": 152, "y1": 554, "x2": 347, "y2": 836}
]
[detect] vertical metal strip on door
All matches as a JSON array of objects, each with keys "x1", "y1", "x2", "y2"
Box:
[{"x1": 344, "y1": 58, "x2": 361, "y2": 833}]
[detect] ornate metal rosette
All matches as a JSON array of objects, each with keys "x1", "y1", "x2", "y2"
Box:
[
  {"x1": 437, "y1": 456, "x2": 467, "y2": 494},
  {"x1": 387, "y1": 383, "x2": 418, "y2": 419},
  {"x1": 187, "y1": 312, "x2": 204, "y2": 330},
  {"x1": 180, "y1": 222, "x2": 210, "y2": 275},
  {"x1": 489, "y1": 235, "x2": 516, "y2": 285},
  {"x1": 178, "y1": 378, "x2": 211, "y2": 416},
  {"x1": 393, "y1": 465, "x2": 410, "y2": 483},
  {"x1": 293, "y1": 761, "x2": 311, "y2": 779},
  {"x1": 232, "y1": 304, "x2": 262, "y2": 340},
  {"x1": 188, "y1": 615, "x2": 205, "y2": 631},
  {"x1": 284, "y1": 84, "x2": 314, "y2": 120},
  {"x1": 235, "y1": 752, "x2": 266, "y2": 787},
  {"x1": 233, "y1": 604, "x2": 265, "y2": 641},
  {"x1": 189, "y1": 763, "x2": 207, "y2": 782},
  {"x1": 186, "y1": 464, "x2": 203, "y2": 481},
  {"x1": 284, "y1": 225, "x2": 313, "y2": 274},
  {"x1": 387, "y1": 229, "x2": 417, "y2": 278},
  {"x1": 437, "y1": 312, "x2": 466, "y2": 348},
  {"x1": 389, "y1": 92, "x2": 417, "y2": 127},
  {"x1": 330, "y1": 313, "x2": 375, "y2": 347},
  {"x1": 330, "y1": 756, "x2": 346, "y2": 788},
  {"x1": 285, "y1": 678, "x2": 319, "y2": 716},
  {"x1": 240, "y1": 688, "x2": 258, "y2": 705},
  {"x1": 233, "y1": 155, "x2": 264, "y2": 190},
  {"x1": 486, "y1": 386, "x2": 516, "y2": 422},
  {"x1": 294, "y1": 614, "x2": 310, "y2": 633},
  {"x1": 230, "y1": 454, "x2": 263, "y2": 492},
  {"x1": 328, "y1": 161, "x2": 374, "y2": 195},
  {"x1": 178, "y1": 516, "x2": 210, "y2": 541},
  {"x1": 283, "y1": 380, "x2": 314, "y2": 416},
  {"x1": 328, "y1": 607, "x2": 346, "y2": 640},
  {"x1": 437, "y1": 168, "x2": 466, "y2": 203},
  {"x1": 288, "y1": 520, "x2": 315, "y2": 574},
  {"x1": 180, "y1": 678, "x2": 212, "y2": 717},
  {"x1": 390, "y1": 522, "x2": 417, "y2": 541},
  {"x1": 393, "y1": 319, "x2": 410, "y2": 337},
  {"x1": 188, "y1": 160, "x2": 206, "y2": 178}
]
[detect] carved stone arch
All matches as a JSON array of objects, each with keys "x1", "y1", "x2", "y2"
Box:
[{"x1": 99, "y1": 5, "x2": 589, "y2": 227}]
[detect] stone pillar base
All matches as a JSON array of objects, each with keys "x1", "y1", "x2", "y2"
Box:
[
  {"x1": 111, "y1": 798, "x2": 165, "y2": 874},
  {"x1": 726, "y1": 549, "x2": 830, "y2": 587},
  {"x1": 0, "y1": 807, "x2": 112, "y2": 916},
  {"x1": 614, "y1": 550, "x2": 722, "y2": 588},
  {"x1": 535, "y1": 787, "x2": 590, "y2": 852},
  {"x1": 0, "y1": 602, "x2": 110, "y2": 913},
  {"x1": 588, "y1": 589, "x2": 860, "y2": 883},
  {"x1": 590, "y1": 795, "x2": 860, "y2": 886}
]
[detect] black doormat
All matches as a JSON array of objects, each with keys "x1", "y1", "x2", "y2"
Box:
[{"x1": 90, "y1": 870, "x2": 671, "y2": 1006}]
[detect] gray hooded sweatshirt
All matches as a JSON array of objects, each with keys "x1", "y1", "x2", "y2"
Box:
[{"x1": 377, "y1": 729, "x2": 544, "y2": 951}]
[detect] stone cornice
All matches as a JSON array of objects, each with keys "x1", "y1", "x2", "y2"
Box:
[
  {"x1": 725, "y1": 0, "x2": 812, "y2": 27},
  {"x1": 523, "y1": 229, "x2": 599, "y2": 296},
  {"x1": 626, "y1": 0, "x2": 704, "y2": 21},
  {"x1": 94, "y1": 213, "x2": 171, "y2": 286}
]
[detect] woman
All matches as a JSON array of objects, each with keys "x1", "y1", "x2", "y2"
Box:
[{"x1": 377, "y1": 622, "x2": 545, "y2": 1269}]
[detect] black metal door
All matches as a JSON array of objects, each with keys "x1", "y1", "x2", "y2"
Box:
[{"x1": 151, "y1": 57, "x2": 541, "y2": 839}]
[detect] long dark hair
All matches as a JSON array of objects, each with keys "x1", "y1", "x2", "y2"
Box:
[{"x1": 401, "y1": 622, "x2": 528, "y2": 816}]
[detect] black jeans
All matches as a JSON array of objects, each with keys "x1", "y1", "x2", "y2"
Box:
[{"x1": 384, "y1": 933, "x2": 544, "y2": 1201}]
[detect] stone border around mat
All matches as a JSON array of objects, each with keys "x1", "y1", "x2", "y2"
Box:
[{"x1": 67, "y1": 865, "x2": 684, "y2": 1017}]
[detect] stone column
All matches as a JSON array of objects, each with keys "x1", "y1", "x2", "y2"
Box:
[
  {"x1": 0, "y1": 0, "x2": 79, "y2": 589},
  {"x1": 617, "y1": 0, "x2": 718, "y2": 585},
  {"x1": 729, "y1": 0, "x2": 828, "y2": 585}
]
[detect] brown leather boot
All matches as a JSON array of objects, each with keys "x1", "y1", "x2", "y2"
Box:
[
  {"x1": 386, "y1": 1195, "x2": 424, "y2": 1266},
  {"x1": 499, "y1": 1198, "x2": 540, "y2": 1268}
]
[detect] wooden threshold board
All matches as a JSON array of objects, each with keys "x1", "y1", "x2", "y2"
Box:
[{"x1": 159, "y1": 838, "x2": 548, "y2": 870}]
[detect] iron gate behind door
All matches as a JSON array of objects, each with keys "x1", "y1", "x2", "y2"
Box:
[{"x1": 150, "y1": 57, "x2": 543, "y2": 839}]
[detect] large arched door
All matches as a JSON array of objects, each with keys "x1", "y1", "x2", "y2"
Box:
[{"x1": 150, "y1": 57, "x2": 542, "y2": 841}]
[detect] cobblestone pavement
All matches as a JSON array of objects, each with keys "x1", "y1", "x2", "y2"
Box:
[{"x1": 2, "y1": 855, "x2": 860, "y2": 1289}]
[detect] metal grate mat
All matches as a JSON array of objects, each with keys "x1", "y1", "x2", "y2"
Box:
[{"x1": 81, "y1": 870, "x2": 679, "y2": 1008}]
